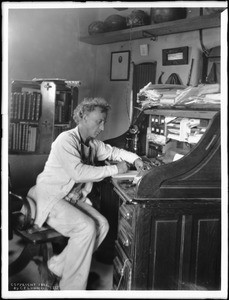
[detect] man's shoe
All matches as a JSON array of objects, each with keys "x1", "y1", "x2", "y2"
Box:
[{"x1": 38, "y1": 261, "x2": 60, "y2": 290}]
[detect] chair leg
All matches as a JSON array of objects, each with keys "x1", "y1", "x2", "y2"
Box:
[
  {"x1": 37, "y1": 242, "x2": 59, "y2": 290},
  {"x1": 40, "y1": 242, "x2": 54, "y2": 263},
  {"x1": 9, "y1": 243, "x2": 40, "y2": 277}
]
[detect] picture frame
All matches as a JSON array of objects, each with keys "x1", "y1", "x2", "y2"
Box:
[
  {"x1": 162, "y1": 46, "x2": 189, "y2": 66},
  {"x1": 110, "y1": 51, "x2": 130, "y2": 81}
]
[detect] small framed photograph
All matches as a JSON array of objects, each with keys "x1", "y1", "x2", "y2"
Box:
[
  {"x1": 110, "y1": 51, "x2": 130, "y2": 81},
  {"x1": 162, "y1": 46, "x2": 189, "y2": 65}
]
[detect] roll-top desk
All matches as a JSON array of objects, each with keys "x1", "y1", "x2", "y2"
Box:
[{"x1": 102, "y1": 107, "x2": 221, "y2": 291}]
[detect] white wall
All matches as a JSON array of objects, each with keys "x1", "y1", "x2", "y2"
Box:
[
  {"x1": 7, "y1": 6, "x2": 221, "y2": 181},
  {"x1": 8, "y1": 7, "x2": 221, "y2": 141},
  {"x1": 82, "y1": 7, "x2": 221, "y2": 140},
  {"x1": 8, "y1": 8, "x2": 98, "y2": 102}
]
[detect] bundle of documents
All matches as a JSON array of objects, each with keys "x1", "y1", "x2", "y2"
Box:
[
  {"x1": 174, "y1": 84, "x2": 220, "y2": 105},
  {"x1": 137, "y1": 82, "x2": 221, "y2": 109},
  {"x1": 137, "y1": 83, "x2": 187, "y2": 109}
]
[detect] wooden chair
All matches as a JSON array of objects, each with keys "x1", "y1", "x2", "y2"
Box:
[
  {"x1": 8, "y1": 159, "x2": 100, "y2": 289},
  {"x1": 9, "y1": 177, "x2": 66, "y2": 290}
]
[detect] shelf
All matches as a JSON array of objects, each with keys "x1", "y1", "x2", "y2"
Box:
[
  {"x1": 79, "y1": 14, "x2": 220, "y2": 45},
  {"x1": 144, "y1": 108, "x2": 218, "y2": 119}
]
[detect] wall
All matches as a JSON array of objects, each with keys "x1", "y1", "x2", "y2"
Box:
[
  {"x1": 8, "y1": 8, "x2": 100, "y2": 179},
  {"x1": 8, "y1": 8, "x2": 98, "y2": 101},
  {"x1": 82, "y1": 7, "x2": 221, "y2": 141},
  {"x1": 7, "y1": 6, "x2": 221, "y2": 186},
  {"x1": 8, "y1": 7, "x2": 221, "y2": 141}
]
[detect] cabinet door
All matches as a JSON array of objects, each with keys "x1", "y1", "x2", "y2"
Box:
[
  {"x1": 148, "y1": 214, "x2": 183, "y2": 290},
  {"x1": 188, "y1": 214, "x2": 221, "y2": 290},
  {"x1": 148, "y1": 211, "x2": 221, "y2": 290}
]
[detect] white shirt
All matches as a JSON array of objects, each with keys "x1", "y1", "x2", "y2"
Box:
[{"x1": 27, "y1": 126, "x2": 140, "y2": 227}]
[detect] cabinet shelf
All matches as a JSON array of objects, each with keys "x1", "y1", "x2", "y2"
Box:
[
  {"x1": 9, "y1": 80, "x2": 78, "y2": 155},
  {"x1": 79, "y1": 14, "x2": 220, "y2": 45}
]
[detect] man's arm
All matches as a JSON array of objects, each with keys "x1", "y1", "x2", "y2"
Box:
[
  {"x1": 93, "y1": 139, "x2": 143, "y2": 170},
  {"x1": 53, "y1": 133, "x2": 128, "y2": 183}
]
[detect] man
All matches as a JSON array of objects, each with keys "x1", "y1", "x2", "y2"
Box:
[{"x1": 27, "y1": 97, "x2": 144, "y2": 290}]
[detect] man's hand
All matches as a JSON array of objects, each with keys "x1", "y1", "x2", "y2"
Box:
[
  {"x1": 116, "y1": 161, "x2": 129, "y2": 174},
  {"x1": 134, "y1": 158, "x2": 144, "y2": 171}
]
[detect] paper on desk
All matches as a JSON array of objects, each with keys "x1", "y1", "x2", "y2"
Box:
[
  {"x1": 173, "y1": 153, "x2": 184, "y2": 161},
  {"x1": 112, "y1": 170, "x2": 138, "y2": 179}
]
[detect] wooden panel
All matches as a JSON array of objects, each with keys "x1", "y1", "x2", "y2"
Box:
[
  {"x1": 150, "y1": 219, "x2": 181, "y2": 289},
  {"x1": 131, "y1": 205, "x2": 152, "y2": 290},
  {"x1": 192, "y1": 218, "x2": 221, "y2": 289}
]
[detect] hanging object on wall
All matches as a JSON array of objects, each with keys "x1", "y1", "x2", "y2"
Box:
[
  {"x1": 202, "y1": 46, "x2": 221, "y2": 84},
  {"x1": 88, "y1": 21, "x2": 107, "y2": 35},
  {"x1": 104, "y1": 14, "x2": 126, "y2": 31},
  {"x1": 187, "y1": 58, "x2": 194, "y2": 86},
  {"x1": 151, "y1": 8, "x2": 187, "y2": 24},
  {"x1": 157, "y1": 71, "x2": 164, "y2": 84},
  {"x1": 165, "y1": 73, "x2": 183, "y2": 85},
  {"x1": 126, "y1": 10, "x2": 150, "y2": 28}
]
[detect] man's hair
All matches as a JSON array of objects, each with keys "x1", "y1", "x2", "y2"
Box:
[{"x1": 73, "y1": 97, "x2": 111, "y2": 124}]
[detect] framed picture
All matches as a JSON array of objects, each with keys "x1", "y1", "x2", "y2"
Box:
[
  {"x1": 162, "y1": 46, "x2": 189, "y2": 65},
  {"x1": 110, "y1": 51, "x2": 130, "y2": 81}
]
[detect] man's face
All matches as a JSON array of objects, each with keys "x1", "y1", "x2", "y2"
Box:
[{"x1": 83, "y1": 107, "x2": 107, "y2": 139}]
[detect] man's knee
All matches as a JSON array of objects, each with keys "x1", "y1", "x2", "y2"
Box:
[{"x1": 102, "y1": 217, "x2": 109, "y2": 235}]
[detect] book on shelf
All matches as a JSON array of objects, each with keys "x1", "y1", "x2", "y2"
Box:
[
  {"x1": 55, "y1": 91, "x2": 72, "y2": 123},
  {"x1": 9, "y1": 122, "x2": 38, "y2": 152},
  {"x1": 21, "y1": 92, "x2": 26, "y2": 120},
  {"x1": 27, "y1": 93, "x2": 32, "y2": 120},
  {"x1": 17, "y1": 93, "x2": 22, "y2": 119},
  {"x1": 14, "y1": 93, "x2": 19, "y2": 119},
  {"x1": 28, "y1": 126, "x2": 37, "y2": 152},
  {"x1": 35, "y1": 93, "x2": 41, "y2": 121},
  {"x1": 10, "y1": 91, "x2": 42, "y2": 122}
]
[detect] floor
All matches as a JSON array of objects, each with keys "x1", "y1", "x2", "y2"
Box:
[{"x1": 8, "y1": 233, "x2": 114, "y2": 291}]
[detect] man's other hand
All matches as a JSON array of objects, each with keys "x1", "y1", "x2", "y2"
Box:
[
  {"x1": 116, "y1": 161, "x2": 129, "y2": 174},
  {"x1": 134, "y1": 158, "x2": 144, "y2": 171}
]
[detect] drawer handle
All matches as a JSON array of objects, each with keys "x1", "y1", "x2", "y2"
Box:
[
  {"x1": 120, "y1": 205, "x2": 132, "y2": 220},
  {"x1": 123, "y1": 212, "x2": 130, "y2": 220},
  {"x1": 122, "y1": 238, "x2": 130, "y2": 247},
  {"x1": 119, "y1": 228, "x2": 132, "y2": 247}
]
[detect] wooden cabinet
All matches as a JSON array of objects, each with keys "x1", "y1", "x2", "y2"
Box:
[
  {"x1": 106, "y1": 108, "x2": 221, "y2": 290},
  {"x1": 9, "y1": 79, "x2": 78, "y2": 154},
  {"x1": 113, "y1": 187, "x2": 221, "y2": 290}
]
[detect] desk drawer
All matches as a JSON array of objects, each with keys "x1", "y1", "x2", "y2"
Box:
[
  {"x1": 118, "y1": 219, "x2": 133, "y2": 257},
  {"x1": 119, "y1": 203, "x2": 134, "y2": 228},
  {"x1": 113, "y1": 241, "x2": 132, "y2": 290}
]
